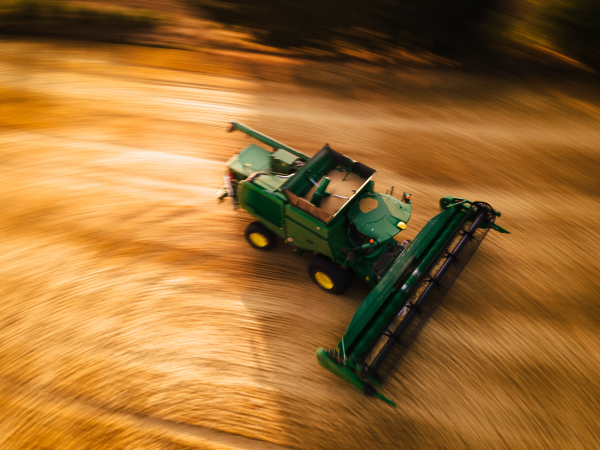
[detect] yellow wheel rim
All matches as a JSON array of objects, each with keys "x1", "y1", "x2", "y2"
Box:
[
  {"x1": 314, "y1": 271, "x2": 334, "y2": 290},
  {"x1": 249, "y1": 232, "x2": 269, "y2": 248}
]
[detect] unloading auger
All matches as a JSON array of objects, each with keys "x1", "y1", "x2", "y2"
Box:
[{"x1": 218, "y1": 122, "x2": 509, "y2": 406}]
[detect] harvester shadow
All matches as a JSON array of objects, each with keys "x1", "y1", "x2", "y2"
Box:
[{"x1": 235, "y1": 242, "x2": 370, "y2": 443}]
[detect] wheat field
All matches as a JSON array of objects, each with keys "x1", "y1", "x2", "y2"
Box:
[{"x1": 0, "y1": 40, "x2": 599, "y2": 449}]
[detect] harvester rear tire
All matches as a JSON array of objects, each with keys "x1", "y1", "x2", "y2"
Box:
[
  {"x1": 245, "y1": 222, "x2": 276, "y2": 251},
  {"x1": 308, "y1": 255, "x2": 351, "y2": 295}
]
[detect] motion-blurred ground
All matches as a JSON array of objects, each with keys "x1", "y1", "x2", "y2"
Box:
[{"x1": 0, "y1": 40, "x2": 599, "y2": 449}]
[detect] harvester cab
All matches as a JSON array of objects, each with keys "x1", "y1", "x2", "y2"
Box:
[{"x1": 218, "y1": 122, "x2": 509, "y2": 406}]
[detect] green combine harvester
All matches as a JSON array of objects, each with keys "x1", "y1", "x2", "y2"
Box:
[{"x1": 217, "y1": 122, "x2": 509, "y2": 406}]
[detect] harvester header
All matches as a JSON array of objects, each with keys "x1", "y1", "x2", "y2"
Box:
[{"x1": 218, "y1": 122, "x2": 509, "y2": 405}]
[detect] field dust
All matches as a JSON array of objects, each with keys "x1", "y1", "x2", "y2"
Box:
[{"x1": 0, "y1": 40, "x2": 599, "y2": 449}]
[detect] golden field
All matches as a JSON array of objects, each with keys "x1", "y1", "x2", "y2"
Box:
[{"x1": 0, "y1": 40, "x2": 599, "y2": 449}]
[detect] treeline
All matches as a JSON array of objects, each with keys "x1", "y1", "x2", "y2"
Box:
[
  {"x1": 189, "y1": 0, "x2": 504, "y2": 54},
  {"x1": 0, "y1": 0, "x2": 597, "y2": 70},
  {"x1": 0, "y1": 0, "x2": 159, "y2": 41},
  {"x1": 545, "y1": 0, "x2": 600, "y2": 70},
  {"x1": 190, "y1": 0, "x2": 600, "y2": 69}
]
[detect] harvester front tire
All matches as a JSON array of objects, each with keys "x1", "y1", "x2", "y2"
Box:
[
  {"x1": 308, "y1": 255, "x2": 351, "y2": 295},
  {"x1": 245, "y1": 222, "x2": 276, "y2": 251}
]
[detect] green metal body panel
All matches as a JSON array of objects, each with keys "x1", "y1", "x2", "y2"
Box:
[
  {"x1": 348, "y1": 191, "x2": 411, "y2": 241},
  {"x1": 251, "y1": 174, "x2": 287, "y2": 196},
  {"x1": 227, "y1": 144, "x2": 271, "y2": 180},
  {"x1": 238, "y1": 181, "x2": 286, "y2": 237},
  {"x1": 283, "y1": 206, "x2": 331, "y2": 240},
  {"x1": 284, "y1": 217, "x2": 333, "y2": 258},
  {"x1": 270, "y1": 149, "x2": 299, "y2": 174}
]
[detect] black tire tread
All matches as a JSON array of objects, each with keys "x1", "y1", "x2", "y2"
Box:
[
  {"x1": 245, "y1": 222, "x2": 276, "y2": 251},
  {"x1": 308, "y1": 254, "x2": 351, "y2": 295}
]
